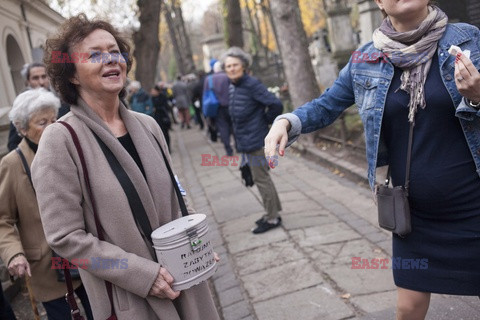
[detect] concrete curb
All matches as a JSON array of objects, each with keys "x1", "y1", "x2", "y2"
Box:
[{"x1": 290, "y1": 140, "x2": 370, "y2": 188}]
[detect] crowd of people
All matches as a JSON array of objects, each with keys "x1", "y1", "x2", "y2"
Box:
[
  {"x1": 122, "y1": 50, "x2": 284, "y2": 236},
  {"x1": 1, "y1": 0, "x2": 480, "y2": 319},
  {"x1": 0, "y1": 12, "x2": 282, "y2": 320}
]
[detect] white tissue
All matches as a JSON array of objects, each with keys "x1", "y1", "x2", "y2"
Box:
[{"x1": 448, "y1": 45, "x2": 471, "y2": 59}]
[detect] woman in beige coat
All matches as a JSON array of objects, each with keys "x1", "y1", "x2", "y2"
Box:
[
  {"x1": 31, "y1": 14, "x2": 220, "y2": 320},
  {"x1": 0, "y1": 88, "x2": 93, "y2": 319}
]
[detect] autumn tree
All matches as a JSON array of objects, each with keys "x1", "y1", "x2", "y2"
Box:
[
  {"x1": 298, "y1": 0, "x2": 326, "y2": 37},
  {"x1": 224, "y1": 0, "x2": 244, "y2": 48},
  {"x1": 164, "y1": 0, "x2": 195, "y2": 75},
  {"x1": 269, "y1": 0, "x2": 320, "y2": 108},
  {"x1": 133, "y1": 0, "x2": 162, "y2": 89}
]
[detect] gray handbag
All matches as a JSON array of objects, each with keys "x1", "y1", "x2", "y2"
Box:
[{"x1": 375, "y1": 120, "x2": 413, "y2": 237}]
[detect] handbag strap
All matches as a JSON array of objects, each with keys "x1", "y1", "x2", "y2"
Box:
[
  {"x1": 384, "y1": 120, "x2": 414, "y2": 197},
  {"x1": 208, "y1": 75, "x2": 213, "y2": 91},
  {"x1": 15, "y1": 147, "x2": 34, "y2": 190},
  {"x1": 64, "y1": 267, "x2": 85, "y2": 320},
  {"x1": 404, "y1": 121, "x2": 414, "y2": 196},
  {"x1": 58, "y1": 121, "x2": 116, "y2": 319},
  {"x1": 150, "y1": 135, "x2": 189, "y2": 217},
  {"x1": 90, "y1": 131, "x2": 156, "y2": 255}
]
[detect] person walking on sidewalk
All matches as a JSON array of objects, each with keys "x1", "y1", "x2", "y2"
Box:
[
  {"x1": 0, "y1": 88, "x2": 93, "y2": 320},
  {"x1": 265, "y1": 1, "x2": 480, "y2": 319},
  {"x1": 172, "y1": 75, "x2": 191, "y2": 129},
  {"x1": 151, "y1": 84, "x2": 171, "y2": 149},
  {"x1": 127, "y1": 80, "x2": 153, "y2": 116},
  {"x1": 205, "y1": 59, "x2": 219, "y2": 142},
  {"x1": 204, "y1": 61, "x2": 234, "y2": 156},
  {"x1": 190, "y1": 70, "x2": 206, "y2": 130},
  {"x1": 31, "y1": 14, "x2": 220, "y2": 320},
  {"x1": 224, "y1": 47, "x2": 283, "y2": 234}
]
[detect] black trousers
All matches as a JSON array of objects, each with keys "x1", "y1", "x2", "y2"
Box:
[
  {"x1": 193, "y1": 105, "x2": 204, "y2": 129},
  {"x1": 207, "y1": 117, "x2": 217, "y2": 142},
  {"x1": 0, "y1": 281, "x2": 16, "y2": 320},
  {"x1": 42, "y1": 284, "x2": 93, "y2": 320}
]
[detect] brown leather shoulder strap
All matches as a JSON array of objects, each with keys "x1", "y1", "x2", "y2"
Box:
[{"x1": 58, "y1": 121, "x2": 116, "y2": 318}]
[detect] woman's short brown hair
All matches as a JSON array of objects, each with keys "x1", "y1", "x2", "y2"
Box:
[{"x1": 43, "y1": 14, "x2": 132, "y2": 105}]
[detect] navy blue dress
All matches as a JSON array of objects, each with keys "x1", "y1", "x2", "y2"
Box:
[{"x1": 381, "y1": 53, "x2": 480, "y2": 295}]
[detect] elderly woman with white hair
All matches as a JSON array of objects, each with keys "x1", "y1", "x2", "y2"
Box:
[{"x1": 0, "y1": 88, "x2": 93, "y2": 319}]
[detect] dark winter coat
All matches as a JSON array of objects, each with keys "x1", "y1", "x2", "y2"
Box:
[{"x1": 228, "y1": 74, "x2": 283, "y2": 153}]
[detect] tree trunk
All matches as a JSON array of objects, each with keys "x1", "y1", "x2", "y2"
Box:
[
  {"x1": 133, "y1": 0, "x2": 161, "y2": 89},
  {"x1": 269, "y1": 0, "x2": 320, "y2": 108},
  {"x1": 172, "y1": 3, "x2": 195, "y2": 73},
  {"x1": 164, "y1": 4, "x2": 185, "y2": 75},
  {"x1": 264, "y1": 0, "x2": 281, "y2": 57},
  {"x1": 225, "y1": 0, "x2": 244, "y2": 48},
  {"x1": 164, "y1": 0, "x2": 195, "y2": 75},
  {"x1": 245, "y1": 2, "x2": 260, "y2": 55}
]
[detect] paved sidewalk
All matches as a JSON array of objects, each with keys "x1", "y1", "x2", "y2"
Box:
[
  {"x1": 170, "y1": 127, "x2": 480, "y2": 320},
  {"x1": 6, "y1": 125, "x2": 478, "y2": 319}
]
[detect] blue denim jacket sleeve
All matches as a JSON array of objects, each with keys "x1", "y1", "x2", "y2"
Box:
[
  {"x1": 455, "y1": 98, "x2": 480, "y2": 121},
  {"x1": 275, "y1": 61, "x2": 355, "y2": 146},
  {"x1": 293, "y1": 63, "x2": 355, "y2": 132}
]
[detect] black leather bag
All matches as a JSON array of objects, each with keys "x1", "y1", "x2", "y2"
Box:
[
  {"x1": 376, "y1": 184, "x2": 411, "y2": 236},
  {"x1": 240, "y1": 163, "x2": 254, "y2": 187},
  {"x1": 375, "y1": 120, "x2": 414, "y2": 237}
]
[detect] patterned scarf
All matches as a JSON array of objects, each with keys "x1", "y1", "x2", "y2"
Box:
[{"x1": 373, "y1": 6, "x2": 448, "y2": 122}]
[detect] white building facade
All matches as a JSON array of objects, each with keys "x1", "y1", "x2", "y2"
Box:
[{"x1": 0, "y1": 0, "x2": 63, "y2": 156}]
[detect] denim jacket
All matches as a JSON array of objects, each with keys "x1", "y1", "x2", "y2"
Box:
[{"x1": 279, "y1": 23, "x2": 480, "y2": 190}]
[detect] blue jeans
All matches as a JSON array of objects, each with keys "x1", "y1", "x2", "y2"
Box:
[{"x1": 42, "y1": 284, "x2": 93, "y2": 320}]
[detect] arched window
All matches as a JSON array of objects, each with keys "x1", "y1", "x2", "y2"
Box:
[{"x1": 6, "y1": 35, "x2": 26, "y2": 94}]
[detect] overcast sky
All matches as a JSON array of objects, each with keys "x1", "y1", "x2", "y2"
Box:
[
  {"x1": 182, "y1": 0, "x2": 218, "y2": 22},
  {"x1": 49, "y1": 0, "x2": 218, "y2": 28}
]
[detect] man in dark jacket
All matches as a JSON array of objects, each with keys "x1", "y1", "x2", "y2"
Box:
[
  {"x1": 190, "y1": 70, "x2": 205, "y2": 130},
  {"x1": 151, "y1": 84, "x2": 171, "y2": 149},
  {"x1": 7, "y1": 62, "x2": 70, "y2": 151},
  {"x1": 224, "y1": 47, "x2": 283, "y2": 234}
]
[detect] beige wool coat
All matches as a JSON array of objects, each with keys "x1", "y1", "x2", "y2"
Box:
[
  {"x1": 0, "y1": 138, "x2": 81, "y2": 302},
  {"x1": 31, "y1": 99, "x2": 220, "y2": 320}
]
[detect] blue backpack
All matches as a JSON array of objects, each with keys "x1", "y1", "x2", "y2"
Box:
[{"x1": 202, "y1": 75, "x2": 219, "y2": 117}]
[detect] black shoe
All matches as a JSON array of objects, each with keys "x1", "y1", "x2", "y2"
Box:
[
  {"x1": 252, "y1": 217, "x2": 282, "y2": 234},
  {"x1": 255, "y1": 217, "x2": 265, "y2": 225},
  {"x1": 256, "y1": 216, "x2": 281, "y2": 225}
]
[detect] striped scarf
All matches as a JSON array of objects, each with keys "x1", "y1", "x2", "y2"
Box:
[{"x1": 373, "y1": 6, "x2": 448, "y2": 122}]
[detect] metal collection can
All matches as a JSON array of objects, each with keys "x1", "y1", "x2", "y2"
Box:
[{"x1": 151, "y1": 214, "x2": 217, "y2": 291}]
